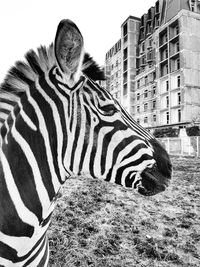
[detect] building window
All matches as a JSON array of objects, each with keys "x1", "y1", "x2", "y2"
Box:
[
  {"x1": 178, "y1": 92, "x2": 181, "y2": 105},
  {"x1": 153, "y1": 100, "x2": 156, "y2": 109},
  {"x1": 123, "y1": 23, "x2": 127, "y2": 37},
  {"x1": 176, "y1": 42, "x2": 180, "y2": 53},
  {"x1": 123, "y1": 48, "x2": 128, "y2": 60},
  {"x1": 153, "y1": 114, "x2": 156, "y2": 122},
  {"x1": 137, "y1": 105, "x2": 140, "y2": 112},
  {"x1": 175, "y1": 25, "x2": 179, "y2": 35},
  {"x1": 137, "y1": 93, "x2": 140, "y2": 101},
  {"x1": 155, "y1": 17, "x2": 159, "y2": 28},
  {"x1": 165, "y1": 64, "x2": 169, "y2": 74},
  {"x1": 166, "y1": 80, "x2": 169, "y2": 91},
  {"x1": 137, "y1": 118, "x2": 140, "y2": 124},
  {"x1": 124, "y1": 60, "x2": 128, "y2": 71},
  {"x1": 152, "y1": 87, "x2": 156, "y2": 96},
  {"x1": 140, "y1": 55, "x2": 146, "y2": 66},
  {"x1": 144, "y1": 116, "x2": 148, "y2": 123},
  {"x1": 190, "y1": 0, "x2": 196, "y2": 12},
  {"x1": 147, "y1": 51, "x2": 153, "y2": 62},
  {"x1": 166, "y1": 111, "x2": 169, "y2": 124},
  {"x1": 137, "y1": 80, "x2": 140, "y2": 88},
  {"x1": 176, "y1": 58, "x2": 180, "y2": 70},
  {"x1": 165, "y1": 49, "x2": 168, "y2": 59},
  {"x1": 144, "y1": 103, "x2": 148, "y2": 111},
  {"x1": 147, "y1": 24, "x2": 151, "y2": 34},
  {"x1": 191, "y1": 5, "x2": 195, "y2": 12},
  {"x1": 142, "y1": 42, "x2": 145, "y2": 52},
  {"x1": 148, "y1": 38, "x2": 152, "y2": 47},
  {"x1": 145, "y1": 76, "x2": 148, "y2": 85},
  {"x1": 163, "y1": 33, "x2": 168, "y2": 44},
  {"x1": 177, "y1": 75, "x2": 181, "y2": 87},
  {"x1": 123, "y1": 84, "x2": 127, "y2": 95},
  {"x1": 123, "y1": 72, "x2": 127, "y2": 84},
  {"x1": 166, "y1": 96, "x2": 169, "y2": 107},
  {"x1": 178, "y1": 109, "x2": 181, "y2": 122},
  {"x1": 144, "y1": 90, "x2": 148, "y2": 98},
  {"x1": 124, "y1": 35, "x2": 128, "y2": 43}
]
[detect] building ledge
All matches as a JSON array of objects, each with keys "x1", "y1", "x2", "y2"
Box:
[
  {"x1": 146, "y1": 121, "x2": 191, "y2": 130},
  {"x1": 160, "y1": 91, "x2": 169, "y2": 96},
  {"x1": 171, "y1": 86, "x2": 181, "y2": 92},
  {"x1": 171, "y1": 104, "x2": 182, "y2": 109},
  {"x1": 160, "y1": 107, "x2": 169, "y2": 112}
]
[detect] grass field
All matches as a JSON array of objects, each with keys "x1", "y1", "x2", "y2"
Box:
[{"x1": 48, "y1": 157, "x2": 200, "y2": 267}]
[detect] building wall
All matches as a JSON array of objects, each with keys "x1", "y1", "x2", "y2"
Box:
[
  {"x1": 135, "y1": 3, "x2": 200, "y2": 130},
  {"x1": 104, "y1": 0, "x2": 200, "y2": 130},
  {"x1": 180, "y1": 11, "x2": 200, "y2": 123},
  {"x1": 121, "y1": 16, "x2": 140, "y2": 112},
  {"x1": 105, "y1": 40, "x2": 122, "y2": 102}
]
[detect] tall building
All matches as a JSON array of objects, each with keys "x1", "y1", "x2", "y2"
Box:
[
  {"x1": 105, "y1": 39, "x2": 122, "y2": 102},
  {"x1": 105, "y1": 0, "x2": 200, "y2": 131}
]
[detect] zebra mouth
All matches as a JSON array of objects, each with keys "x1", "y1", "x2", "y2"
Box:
[{"x1": 138, "y1": 165, "x2": 170, "y2": 196}]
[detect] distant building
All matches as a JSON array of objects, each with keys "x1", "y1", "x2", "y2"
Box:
[
  {"x1": 105, "y1": 39, "x2": 122, "y2": 103},
  {"x1": 105, "y1": 0, "x2": 200, "y2": 131}
]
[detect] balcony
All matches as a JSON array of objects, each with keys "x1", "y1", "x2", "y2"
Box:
[
  {"x1": 169, "y1": 41, "x2": 180, "y2": 58},
  {"x1": 147, "y1": 51, "x2": 153, "y2": 62},
  {"x1": 169, "y1": 34, "x2": 179, "y2": 44},
  {"x1": 154, "y1": 19, "x2": 160, "y2": 29},
  {"x1": 146, "y1": 25, "x2": 152, "y2": 36},
  {"x1": 169, "y1": 20, "x2": 179, "y2": 40},
  {"x1": 159, "y1": 29, "x2": 168, "y2": 47},
  {"x1": 159, "y1": 42, "x2": 168, "y2": 52},
  {"x1": 123, "y1": 35, "x2": 128, "y2": 44},
  {"x1": 160, "y1": 62, "x2": 169, "y2": 77},
  {"x1": 139, "y1": 32, "x2": 145, "y2": 41},
  {"x1": 155, "y1": 0, "x2": 159, "y2": 14},
  {"x1": 147, "y1": 43, "x2": 152, "y2": 50},
  {"x1": 160, "y1": 57, "x2": 168, "y2": 65},
  {"x1": 140, "y1": 57, "x2": 146, "y2": 66}
]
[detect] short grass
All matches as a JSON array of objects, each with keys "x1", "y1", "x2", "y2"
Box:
[{"x1": 48, "y1": 157, "x2": 200, "y2": 267}]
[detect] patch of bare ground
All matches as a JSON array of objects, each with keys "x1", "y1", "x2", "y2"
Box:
[{"x1": 48, "y1": 157, "x2": 200, "y2": 266}]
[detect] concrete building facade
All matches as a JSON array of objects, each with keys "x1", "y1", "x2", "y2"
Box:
[
  {"x1": 105, "y1": 40, "x2": 122, "y2": 103},
  {"x1": 105, "y1": 0, "x2": 200, "y2": 131}
]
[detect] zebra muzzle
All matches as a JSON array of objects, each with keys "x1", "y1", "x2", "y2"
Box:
[{"x1": 138, "y1": 164, "x2": 171, "y2": 196}]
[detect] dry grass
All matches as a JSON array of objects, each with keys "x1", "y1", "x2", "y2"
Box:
[{"x1": 48, "y1": 157, "x2": 200, "y2": 267}]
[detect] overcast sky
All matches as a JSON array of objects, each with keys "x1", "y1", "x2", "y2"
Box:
[{"x1": 0, "y1": 0, "x2": 156, "y2": 81}]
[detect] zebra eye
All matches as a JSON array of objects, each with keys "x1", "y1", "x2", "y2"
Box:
[{"x1": 100, "y1": 104, "x2": 118, "y2": 116}]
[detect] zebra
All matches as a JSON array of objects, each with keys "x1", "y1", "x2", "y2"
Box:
[{"x1": 0, "y1": 19, "x2": 172, "y2": 266}]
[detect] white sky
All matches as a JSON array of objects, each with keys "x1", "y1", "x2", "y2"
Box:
[{"x1": 0, "y1": 0, "x2": 156, "y2": 81}]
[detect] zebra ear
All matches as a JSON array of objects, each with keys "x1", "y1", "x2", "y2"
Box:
[{"x1": 54, "y1": 19, "x2": 84, "y2": 79}]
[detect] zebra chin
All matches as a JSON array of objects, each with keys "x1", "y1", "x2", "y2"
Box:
[{"x1": 137, "y1": 164, "x2": 171, "y2": 196}]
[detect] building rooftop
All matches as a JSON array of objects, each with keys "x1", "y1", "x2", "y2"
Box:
[{"x1": 121, "y1": 15, "x2": 141, "y2": 26}]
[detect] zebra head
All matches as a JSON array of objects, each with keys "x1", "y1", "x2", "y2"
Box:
[
  {"x1": 53, "y1": 19, "x2": 172, "y2": 196},
  {"x1": 0, "y1": 19, "x2": 172, "y2": 266},
  {"x1": 0, "y1": 20, "x2": 172, "y2": 198}
]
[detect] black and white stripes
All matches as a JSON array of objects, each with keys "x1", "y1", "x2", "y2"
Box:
[{"x1": 0, "y1": 19, "x2": 172, "y2": 266}]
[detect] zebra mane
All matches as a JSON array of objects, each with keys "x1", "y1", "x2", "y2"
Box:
[
  {"x1": 0, "y1": 44, "x2": 105, "y2": 128},
  {"x1": 0, "y1": 44, "x2": 105, "y2": 98}
]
